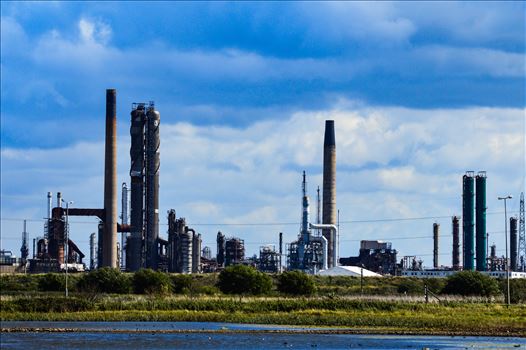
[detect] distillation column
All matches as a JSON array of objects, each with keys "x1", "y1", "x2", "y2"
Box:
[
  {"x1": 475, "y1": 172, "x2": 487, "y2": 271},
  {"x1": 145, "y1": 105, "x2": 160, "y2": 269},
  {"x1": 128, "y1": 105, "x2": 145, "y2": 271},
  {"x1": 462, "y1": 172, "x2": 475, "y2": 270}
]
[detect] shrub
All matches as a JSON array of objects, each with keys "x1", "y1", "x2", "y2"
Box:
[
  {"x1": 397, "y1": 278, "x2": 422, "y2": 295},
  {"x1": 171, "y1": 274, "x2": 193, "y2": 294},
  {"x1": 38, "y1": 273, "x2": 66, "y2": 291},
  {"x1": 500, "y1": 278, "x2": 526, "y2": 304},
  {"x1": 217, "y1": 265, "x2": 272, "y2": 295},
  {"x1": 5, "y1": 296, "x2": 94, "y2": 313},
  {"x1": 0, "y1": 275, "x2": 40, "y2": 292},
  {"x1": 133, "y1": 269, "x2": 171, "y2": 294},
  {"x1": 442, "y1": 271, "x2": 499, "y2": 297},
  {"x1": 77, "y1": 267, "x2": 131, "y2": 294},
  {"x1": 277, "y1": 271, "x2": 316, "y2": 296}
]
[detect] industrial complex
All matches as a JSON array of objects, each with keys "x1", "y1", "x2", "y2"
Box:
[{"x1": 1, "y1": 89, "x2": 525, "y2": 279}]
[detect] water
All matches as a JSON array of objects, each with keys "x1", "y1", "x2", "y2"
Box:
[{"x1": 1, "y1": 322, "x2": 524, "y2": 349}]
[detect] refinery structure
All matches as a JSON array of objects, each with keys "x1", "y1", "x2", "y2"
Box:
[{"x1": 1, "y1": 88, "x2": 525, "y2": 279}]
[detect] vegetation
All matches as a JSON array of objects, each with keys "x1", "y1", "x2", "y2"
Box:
[
  {"x1": 217, "y1": 265, "x2": 272, "y2": 295},
  {"x1": 442, "y1": 271, "x2": 500, "y2": 297},
  {"x1": 171, "y1": 274, "x2": 193, "y2": 294},
  {"x1": 0, "y1": 270, "x2": 520, "y2": 303},
  {"x1": 132, "y1": 269, "x2": 171, "y2": 295},
  {"x1": 2, "y1": 269, "x2": 525, "y2": 336},
  {"x1": 76, "y1": 267, "x2": 131, "y2": 294},
  {"x1": 500, "y1": 278, "x2": 526, "y2": 304},
  {"x1": 277, "y1": 271, "x2": 316, "y2": 296},
  {"x1": 1, "y1": 295, "x2": 524, "y2": 336}
]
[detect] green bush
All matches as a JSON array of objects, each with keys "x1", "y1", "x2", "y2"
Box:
[
  {"x1": 133, "y1": 269, "x2": 171, "y2": 294},
  {"x1": 397, "y1": 278, "x2": 422, "y2": 294},
  {"x1": 77, "y1": 267, "x2": 131, "y2": 294},
  {"x1": 442, "y1": 271, "x2": 500, "y2": 297},
  {"x1": 3, "y1": 296, "x2": 94, "y2": 313},
  {"x1": 217, "y1": 265, "x2": 272, "y2": 295},
  {"x1": 171, "y1": 274, "x2": 193, "y2": 294},
  {"x1": 0, "y1": 275, "x2": 40, "y2": 292},
  {"x1": 499, "y1": 278, "x2": 526, "y2": 304},
  {"x1": 38, "y1": 273, "x2": 66, "y2": 291},
  {"x1": 277, "y1": 271, "x2": 316, "y2": 296}
]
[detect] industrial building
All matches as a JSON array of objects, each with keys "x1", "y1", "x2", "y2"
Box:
[
  {"x1": 340, "y1": 240, "x2": 399, "y2": 275},
  {"x1": 166, "y1": 210, "x2": 202, "y2": 273},
  {"x1": 214, "y1": 232, "x2": 247, "y2": 268},
  {"x1": 126, "y1": 102, "x2": 161, "y2": 271},
  {"x1": 14, "y1": 91, "x2": 525, "y2": 280},
  {"x1": 258, "y1": 245, "x2": 280, "y2": 273},
  {"x1": 287, "y1": 171, "x2": 334, "y2": 274},
  {"x1": 462, "y1": 171, "x2": 487, "y2": 272}
]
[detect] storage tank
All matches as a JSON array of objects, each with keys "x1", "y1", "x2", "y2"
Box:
[
  {"x1": 475, "y1": 172, "x2": 487, "y2": 271},
  {"x1": 462, "y1": 172, "x2": 475, "y2": 270}
]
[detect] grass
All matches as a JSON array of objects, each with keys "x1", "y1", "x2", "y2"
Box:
[{"x1": 1, "y1": 295, "x2": 524, "y2": 336}]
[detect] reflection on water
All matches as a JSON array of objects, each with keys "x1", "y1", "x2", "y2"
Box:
[{"x1": 1, "y1": 322, "x2": 524, "y2": 350}]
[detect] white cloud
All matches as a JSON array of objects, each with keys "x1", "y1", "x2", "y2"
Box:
[
  {"x1": 79, "y1": 18, "x2": 112, "y2": 45},
  {"x1": 1, "y1": 103, "x2": 524, "y2": 267}
]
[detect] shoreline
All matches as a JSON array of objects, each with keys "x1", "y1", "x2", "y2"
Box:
[{"x1": 1, "y1": 326, "x2": 524, "y2": 338}]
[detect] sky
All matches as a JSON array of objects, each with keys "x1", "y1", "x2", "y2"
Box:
[{"x1": 1, "y1": 1, "x2": 525, "y2": 268}]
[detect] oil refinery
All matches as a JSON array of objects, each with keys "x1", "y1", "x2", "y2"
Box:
[{"x1": 1, "y1": 89, "x2": 525, "y2": 280}]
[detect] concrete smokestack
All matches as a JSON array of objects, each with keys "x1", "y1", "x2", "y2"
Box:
[
  {"x1": 322, "y1": 120, "x2": 336, "y2": 268},
  {"x1": 510, "y1": 217, "x2": 518, "y2": 271},
  {"x1": 452, "y1": 216, "x2": 460, "y2": 270},
  {"x1": 433, "y1": 223, "x2": 439, "y2": 268},
  {"x1": 103, "y1": 89, "x2": 118, "y2": 268},
  {"x1": 57, "y1": 192, "x2": 62, "y2": 208}
]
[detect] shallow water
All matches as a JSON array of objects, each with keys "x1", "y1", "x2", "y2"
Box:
[{"x1": 1, "y1": 322, "x2": 524, "y2": 350}]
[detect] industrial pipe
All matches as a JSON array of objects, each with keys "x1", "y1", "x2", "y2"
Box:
[
  {"x1": 310, "y1": 235, "x2": 329, "y2": 271},
  {"x1": 310, "y1": 223, "x2": 338, "y2": 267}
]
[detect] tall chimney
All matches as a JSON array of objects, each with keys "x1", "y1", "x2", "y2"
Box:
[
  {"x1": 57, "y1": 192, "x2": 62, "y2": 208},
  {"x1": 322, "y1": 120, "x2": 336, "y2": 268},
  {"x1": 103, "y1": 89, "x2": 118, "y2": 268},
  {"x1": 433, "y1": 223, "x2": 439, "y2": 268},
  {"x1": 510, "y1": 217, "x2": 518, "y2": 271},
  {"x1": 452, "y1": 216, "x2": 460, "y2": 270}
]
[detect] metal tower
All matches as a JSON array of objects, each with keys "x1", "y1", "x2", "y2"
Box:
[
  {"x1": 20, "y1": 220, "x2": 29, "y2": 261},
  {"x1": 519, "y1": 192, "x2": 525, "y2": 271}
]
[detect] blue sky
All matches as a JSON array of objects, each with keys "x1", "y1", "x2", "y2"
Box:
[{"x1": 1, "y1": 2, "x2": 525, "y2": 267}]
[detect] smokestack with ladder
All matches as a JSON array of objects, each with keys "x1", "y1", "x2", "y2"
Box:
[
  {"x1": 322, "y1": 120, "x2": 337, "y2": 267},
  {"x1": 103, "y1": 89, "x2": 118, "y2": 268}
]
